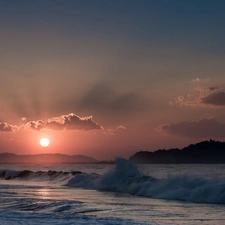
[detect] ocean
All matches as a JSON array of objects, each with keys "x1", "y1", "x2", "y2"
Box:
[{"x1": 0, "y1": 158, "x2": 225, "y2": 225}]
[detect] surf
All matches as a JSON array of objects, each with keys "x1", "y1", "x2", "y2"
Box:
[
  {"x1": 1, "y1": 159, "x2": 225, "y2": 204},
  {"x1": 67, "y1": 158, "x2": 225, "y2": 204}
]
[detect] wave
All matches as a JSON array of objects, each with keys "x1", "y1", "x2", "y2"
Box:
[
  {"x1": 67, "y1": 158, "x2": 225, "y2": 204},
  {"x1": 1, "y1": 159, "x2": 225, "y2": 204},
  {"x1": 0, "y1": 169, "x2": 81, "y2": 182}
]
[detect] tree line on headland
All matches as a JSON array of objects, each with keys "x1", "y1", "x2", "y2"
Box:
[{"x1": 129, "y1": 140, "x2": 225, "y2": 163}]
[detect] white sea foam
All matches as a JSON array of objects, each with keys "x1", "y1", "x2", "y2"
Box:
[
  {"x1": 1, "y1": 162, "x2": 225, "y2": 225},
  {"x1": 67, "y1": 158, "x2": 225, "y2": 204},
  {"x1": 1, "y1": 159, "x2": 225, "y2": 204}
]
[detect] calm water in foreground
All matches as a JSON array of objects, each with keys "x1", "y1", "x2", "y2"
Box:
[{"x1": 0, "y1": 159, "x2": 225, "y2": 225}]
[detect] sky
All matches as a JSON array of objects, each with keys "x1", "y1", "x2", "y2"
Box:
[{"x1": 1, "y1": 0, "x2": 225, "y2": 160}]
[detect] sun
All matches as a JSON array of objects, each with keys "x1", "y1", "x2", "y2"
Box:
[{"x1": 40, "y1": 138, "x2": 50, "y2": 147}]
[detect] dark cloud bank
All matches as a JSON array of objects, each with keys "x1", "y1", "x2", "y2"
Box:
[
  {"x1": 201, "y1": 91, "x2": 225, "y2": 106},
  {"x1": 158, "y1": 118, "x2": 225, "y2": 138},
  {"x1": 171, "y1": 87, "x2": 225, "y2": 107},
  {"x1": 78, "y1": 83, "x2": 149, "y2": 117}
]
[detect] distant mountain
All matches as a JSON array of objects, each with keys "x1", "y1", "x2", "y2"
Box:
[
  {"x1": 0, "y1": 153, "x2": 97, "y2": 164},
  {"x1": 129, "y1": 140, "x2": 225, "y2": 164}
]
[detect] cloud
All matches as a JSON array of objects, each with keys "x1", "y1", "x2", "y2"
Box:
[
  {"x1": 0, "y1": 122, "x2": 18, "y2": 132},
  {"x1": 170, "y1": 86, "x2": 222, "y2": 107},
  {"x1": 78, "y1": 83, "x2": 149, "y2": 117},
  {"x1": 45, "y1": 113, "x2": 102, "y2": 131},
  {"x1": 209, "y1": 87, "x2": 219, "y2": 91},
  {"x1": 24, "y1": 120, "x2": 45, "y2": 131},
  {"x1": 201, "y1": 91, "x2": 225, "y2": 106},
  {"x1": 116, "y1": 125, "x2": 126, "y2": 131},
  {"x1": 106, "y1": 125, "x2": 127, "y2": 135},
  {"x1": 0, "y1": 113, "x2": 102, "y2": 133},
  {"x1": 192, "y1": 78, "x2": 201, "y2": 82},
  {"x1": 6, "y1": 82, "x2": 150, "y2": 126},
  {"x1": 6, "y1": 84, "x2": 43, "y2": 119},
  {"x1": 157, "y1": 118, "x2": 225, "y2": 138},
  {"x1": 191, "y1": 78, "x2": 210, "y2": 83}
]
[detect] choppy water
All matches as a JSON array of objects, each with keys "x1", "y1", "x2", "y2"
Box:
[{"x1": 0, "y1": 159, "x2": 225, "y2": 225}]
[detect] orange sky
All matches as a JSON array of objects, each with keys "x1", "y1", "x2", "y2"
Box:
[{"x1": 1, "y1": 1, "x2": 225, "y2": 160}]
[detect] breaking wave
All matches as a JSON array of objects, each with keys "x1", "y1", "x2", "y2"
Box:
[
  {"x1": 67, "y1": 158, "x2": 225, "y2": 204},
  {"x1": 1, "y1": 158, "x2": 225, "y2": 204},
  {"x1": 0, "y1": 169, "x2": 81, "y2": 182}
]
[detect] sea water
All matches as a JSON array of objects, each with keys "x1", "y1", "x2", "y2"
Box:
[{"x1": 0, "y1": 159, "x2": 225, "y2": 225}]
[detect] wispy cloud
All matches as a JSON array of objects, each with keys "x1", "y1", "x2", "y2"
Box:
[
  {"x1": 170, "y1": 86, "x2": 222, "y2": 107},
  {"x1": 78, "y1": 83, "x2": 149, "y2": 117},
  {"x1": 0, "y1": 122, "x2": 19, "y2": 132},
  {"x1": 191, "y1": 77, "x2": 210, "y2": 83},
  {"x1": 157, "y1": 118, "x2": 225, "y2": 138},
  {"x1": 105, "y1": 125, "x2": 126, "y2": 135}
]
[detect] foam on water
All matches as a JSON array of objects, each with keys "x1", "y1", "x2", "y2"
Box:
[
  {"x1": 1, "y1": 161, "x2": 225, "y2": 225},
  {"x1": 68, "y1": 158, "x2": 225, "y2": 204},
  {"x1": 1, "y1": 158, "x2": 225, "y2": 204},
  {"x1": 0, "y1": 211, "x2": 153, "y2": 225},
  {"x1": 0, "y1": 194, "x2": 153, "y2": 225}
]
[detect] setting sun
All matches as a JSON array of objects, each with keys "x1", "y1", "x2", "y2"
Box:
[{"x1": 40, "y1": 138, "x2": 50, "y2": 147}]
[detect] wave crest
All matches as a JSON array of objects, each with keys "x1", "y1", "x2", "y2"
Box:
[
  {"x1": 0, "y1": 169, "x2": 75, "y2": 182},
  {"x1": 1, "y1": 159, "x2": 225, "y2": 204},
  {"x1": 67, "y1": 158, "x2": 225, "y2": 204}
]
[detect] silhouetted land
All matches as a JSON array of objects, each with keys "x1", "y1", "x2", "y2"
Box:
[
  {"x1": 0, "y1": 153, "x2": 97, "y2": 164},
  {"x1": 129, "y1": 140, "x2": 225, "y2": 164}
]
